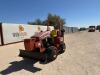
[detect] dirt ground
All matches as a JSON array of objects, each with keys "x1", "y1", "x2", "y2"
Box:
[{"x1": 0, "y1": 31, "x2": 100, "y2": 75}]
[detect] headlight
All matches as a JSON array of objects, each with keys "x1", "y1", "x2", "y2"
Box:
[
  {"x1": 35, "y1": 42, "x2": 41, "y2": 48},
  {"x1": 38, "y1": 42, "x2": 41, "y2": 46}
]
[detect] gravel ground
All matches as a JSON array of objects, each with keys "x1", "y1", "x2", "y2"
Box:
[{"x1": 0, "y1": 31, "x2": 100, "y2": 75}]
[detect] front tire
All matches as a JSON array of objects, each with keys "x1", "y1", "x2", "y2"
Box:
[
  {"x1": 46, "y1": 46, "x2": 58, "y2": 61},
  {"x1": 59, "y1": 42, "x2": 66, "y2": 54},
  {"x1": 40, "y1": 54, "x2": 48, "y2": 64},
  {"x1": 40, "y1": 46, "x2": 57, "y2": 64}
]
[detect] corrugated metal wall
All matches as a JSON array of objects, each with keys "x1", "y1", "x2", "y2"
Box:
[{"x1": 64, "y1": 26, "x2": 79, "y2": 33}]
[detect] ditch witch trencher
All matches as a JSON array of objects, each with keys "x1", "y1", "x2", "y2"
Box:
[{"x1": 19, "y1": 24, "x2": 66, "y2": 63}]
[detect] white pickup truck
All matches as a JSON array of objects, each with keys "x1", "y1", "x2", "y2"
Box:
[{"x1": 88, "y1": 26, "x2": 95, "y2": 32}]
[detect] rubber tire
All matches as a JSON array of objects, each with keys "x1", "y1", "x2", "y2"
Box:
[
  {"x1": 46, "y1": 46, "x2": 58, "y2": 61},
  {"x1": 40, "y1": 46, "x2": 58, "y2": 64},
  {"x1": 40, "y1": 54, "x2": 48, "y2": 64},
  {"x1": 59, "y1": 42, "x2": 66, "y2": 54}
]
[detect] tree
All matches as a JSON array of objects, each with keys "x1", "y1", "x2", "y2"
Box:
[
  {"x1": 45, "y1": 13, "x2": 66, "y2": 29},
  {"x1": 28, "y1": 13, "x2": 66, "y2": 29},
  {"x1": 28, "y1": 19, "x2": 43, "y2": 25}
]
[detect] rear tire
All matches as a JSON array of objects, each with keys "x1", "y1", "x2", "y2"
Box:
[{"x1": 59, "y1": 42, "x2": 66, "y2": 54}]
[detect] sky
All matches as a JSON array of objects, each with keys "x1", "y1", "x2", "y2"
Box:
[{"x1": 0, "y1": 0, "x2": 100, "y2": 28}]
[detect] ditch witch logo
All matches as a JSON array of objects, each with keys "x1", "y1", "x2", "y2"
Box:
[{"x1": 12, "y1": 25, "x2": 27, "y2": 38}]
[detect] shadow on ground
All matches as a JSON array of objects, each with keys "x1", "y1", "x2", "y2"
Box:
[{"x1": 0, "y1": 59, "x2": 42, "y2": 75}]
